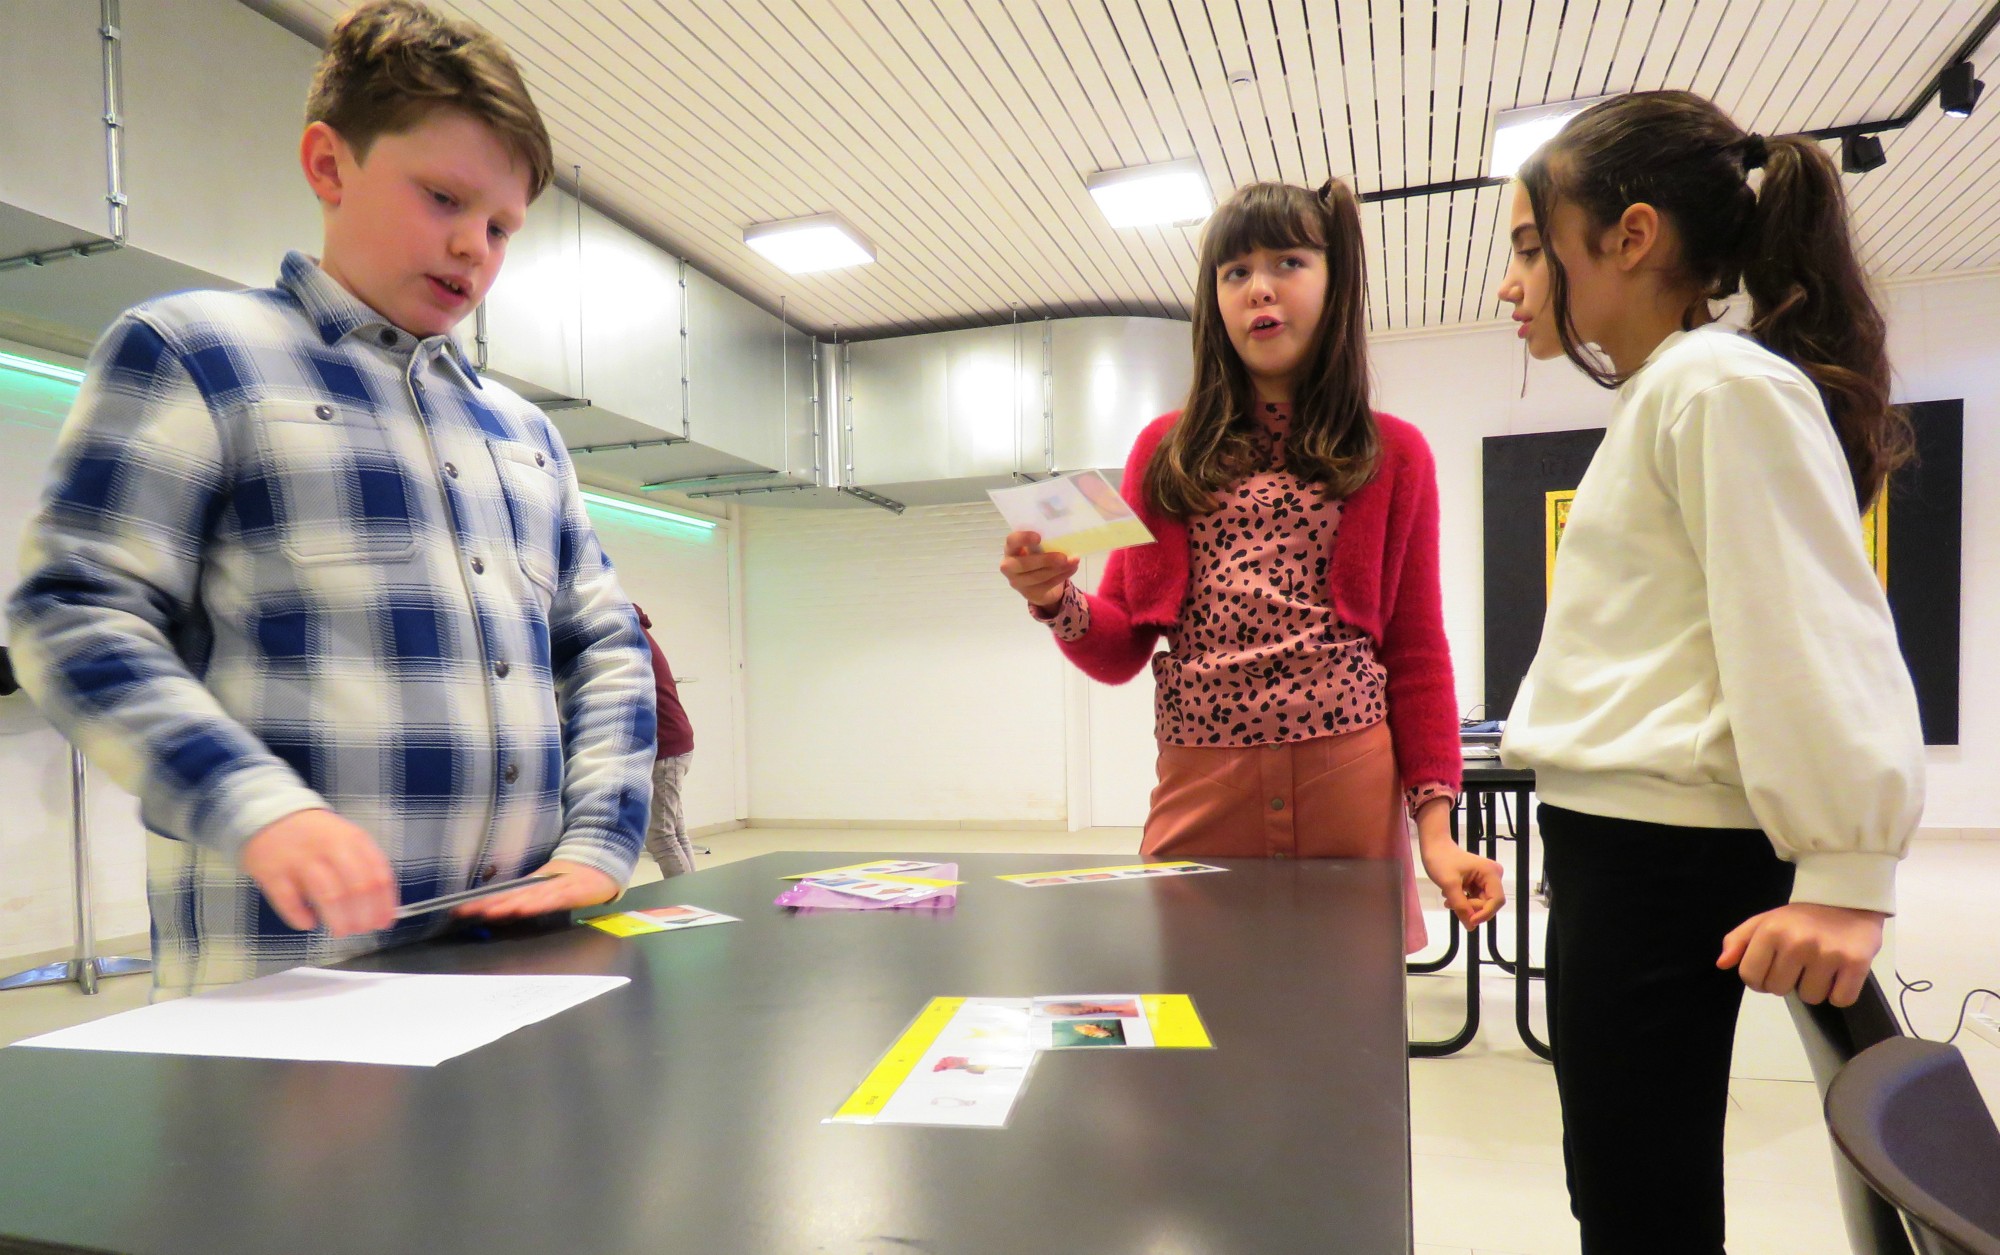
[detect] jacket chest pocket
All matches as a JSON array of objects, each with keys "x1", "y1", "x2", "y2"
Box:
[
  {"x1": 488, "y1": 440, "x2": 563, "y2": 595},
  {"x1": 250, "y1": 401, "x2": 419, "y2": 565}
]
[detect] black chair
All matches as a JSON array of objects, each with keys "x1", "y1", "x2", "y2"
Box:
[
  {"x1": 1789, "y1": 976, "x2": 1917, "y2": 1255},
  {"x1": 1827, "y1": 1036, "x2": 2000, "y2": 1255}
]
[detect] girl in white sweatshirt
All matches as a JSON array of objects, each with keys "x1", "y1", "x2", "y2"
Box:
[{"x1": 1495, "y1": 91, "x2": 1923, "y2": 1255}]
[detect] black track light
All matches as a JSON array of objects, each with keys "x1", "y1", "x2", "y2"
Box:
[
  {"x1": 1842, "y1": 133, "x2": 1887, "y2": 174},
  {"x1": 1941, "y1": 59, "x2": 1984, "y2": 118}
]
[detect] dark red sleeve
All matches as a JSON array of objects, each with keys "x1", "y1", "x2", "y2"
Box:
[
  {"x1": 644, "y1": 629, "x2": 694, "y2": 757},
  {"x1": 1375, "y1": 425, "x2": 1461, "y2": 792}
]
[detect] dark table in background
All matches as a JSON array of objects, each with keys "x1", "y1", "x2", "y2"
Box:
[
  {"x1": 1408, "y1": 762, "x2": 1550, "y2": 1059},
  {"x1": 0, "y1": 853, "x2": 1414, "y2": 1255}
]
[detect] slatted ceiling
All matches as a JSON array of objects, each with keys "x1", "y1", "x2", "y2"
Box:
[
  {"x1": 1863, "y1": 43, "x2": 2000, "y2": 274},
  {"x1": 1779, "y1": 6, "x2": 1894, "y2": 135},
  {"x1": 1266, "y1": 2, "x2": 1328, "y2": 180},
  {"x1": 484, "y1": 2, "x2": 940, "y2": 335},
  {"x1": 951, "y1": 1, "x2": 1160, "y2": 313},
  {"x1": 1464, "y1": 182, "x2": 1515, "y2": 323},
  {"x1": 1853, "y1": 35, "x2": 2000, "y2": 275},
  {"x1": 247, "y1": 0, "x2": 2000, "y2": 337},
  {"x1": 838, "y1": 2, "x2": 1116, "y2": 317},
  {"x1": 756, "y1": 1, "x2": 1100, "y2": 319}
]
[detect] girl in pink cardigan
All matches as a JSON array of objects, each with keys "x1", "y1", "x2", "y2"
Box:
[{"x1": 1001, "y1": 180, "x2": 1503, "y2": 951}]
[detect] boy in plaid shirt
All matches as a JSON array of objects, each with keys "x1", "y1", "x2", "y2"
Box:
[{"x1": 6, "y1": 0, "x2": 655, "y2": 993}]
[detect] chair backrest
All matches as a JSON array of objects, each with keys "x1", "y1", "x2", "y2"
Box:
[
  {"x1": 1827, "y1": 1036, "x2": 2000, "y2": 1255},
  {"x1": 1789, "y1": 976, "x2": 1918, "y2": 1255}
]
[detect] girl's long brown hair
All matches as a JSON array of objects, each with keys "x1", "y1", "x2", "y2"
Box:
[
  {"x1": 1146, "y1": 180, "x2": 1377, "y2": 516},
  {"x1": 1517, "y1": 90, "x2": 1911, "y2": 509}
]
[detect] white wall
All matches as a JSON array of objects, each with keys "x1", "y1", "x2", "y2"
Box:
[
  {"x1": 742, "y1": 504, "x2": 1069, "y2": 825},
  {"x1": 0, "y1": 340, "x2": 152, "y2": 963},
  {"x1": 743, "y1": 271, "x2": 1997, "y2": 834},
  {"x1": 581, "y1": 501, "x2": 743, "y2": 834},
  {"x1": 1881, "y1": 270, "x2": 2000, "y2": 830}
]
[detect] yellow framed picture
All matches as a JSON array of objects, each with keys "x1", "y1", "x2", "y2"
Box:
[
  {"x1": 1545, "y1": 490, "x2": 1576, "y2": 599},
  {"x1": 1861, "y1": 492, "x2": 1889, "y2": 590}
]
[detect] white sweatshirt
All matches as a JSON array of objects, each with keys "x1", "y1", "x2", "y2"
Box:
[{"x1": 1501, "y1": 326, "x2": 1924, "y2": 915}]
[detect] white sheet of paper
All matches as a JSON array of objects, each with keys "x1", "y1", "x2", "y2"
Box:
[
  {"x1": 987, "y1": 470, "x2": 1153, "y2": 559},
  {"x1": 872, "y1": 999, "x2": 1037, "y2": 1128},
  {"x1": 10, "y1": 967, "x2": 628, "y2": 1067}
]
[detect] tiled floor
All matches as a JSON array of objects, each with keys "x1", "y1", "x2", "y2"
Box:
[{"x1": 4, "y1": 828, "x2": 1996, "y2": 1255}]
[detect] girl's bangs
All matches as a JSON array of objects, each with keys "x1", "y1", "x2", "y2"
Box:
[{"x1": 1203, "y1": 188, "x2": 1326, "y2": 266}]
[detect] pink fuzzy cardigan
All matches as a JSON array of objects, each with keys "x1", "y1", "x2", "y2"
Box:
[{"x1": 1058, "y1": 410, "x2": 1462, "y2": 792}]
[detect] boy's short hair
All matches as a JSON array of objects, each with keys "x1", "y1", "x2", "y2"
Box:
[{"x1": 306, "y1": 0, "x2": 554, "y2": 199}]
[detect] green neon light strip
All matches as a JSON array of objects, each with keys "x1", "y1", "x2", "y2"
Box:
[
  {"x1": 580, "y1": 489, "x2": 718, "y2": 532},
  {"x1": 0, "y1": 350, "x2": 87, "y2": 386}
]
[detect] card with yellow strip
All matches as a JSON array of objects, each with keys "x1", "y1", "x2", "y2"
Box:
[{"x1": 996, "y1": 861, "x2": 1225, "y2": 887}]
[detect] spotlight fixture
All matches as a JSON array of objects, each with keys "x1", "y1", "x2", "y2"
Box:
[
  {"x1": 1488, "y1": 96, "x2": 1615, "y2": 178},
  {"x1": 1941, "y1": 59, "x2": 1984, "y2": 118},
  {"x1": 1841, "y1": 133, "x2": 1887, "y2": 174},
  {"x1": 743, "y1": 214, "x2": 875, "y2": 275},
  {"x1": 1086, "y1": 159, "x2": 1213, "y2": 228}
]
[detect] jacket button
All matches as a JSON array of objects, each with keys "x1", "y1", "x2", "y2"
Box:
[
  {"x1": 470, "y1": 557, "x2": 485, "y2": 574},
  {"x1": 314, "y1": 404, "x2": 333, "y2": 421},
  {"x1": 493, "y1": 660, "x2": 510, "y2": 678},
  {"x1": 503, "y1": 764, "x2": 520, "y2": 784},
  {"x1": 534, "y1": 453, "x2": 546, "y2": 467},
  {"x1": 379, "y1": 329, "x2": 397, "y2": 347},
  {"x1": 444, "y1": 462, "x2": 458, "y2": 478},
  {"x1": 1270, "y1": 797, "x2": 1285, "y2": 811}
]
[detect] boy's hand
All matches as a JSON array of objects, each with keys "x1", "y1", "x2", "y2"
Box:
[
  {"x1": 1718, "y1": 903, "x2": 1886, "y2": 1007},
  {"x1": 452, "y1": 859, "x2": 620, "y2": 921},
  {"x1": 240, "y1": 809, "x2": 397, "y2": 936},
  {"x1": 1000, "y1": 531, "x2": 1080, "y2": 609}
]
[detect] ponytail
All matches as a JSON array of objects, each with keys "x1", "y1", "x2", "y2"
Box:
[
  {"x1": 1743, "y1": 135, "x2": 1910, "y2": 508},
  {"x1": 1519, "y1": 91, "x2": 1911, "y2": 509}
]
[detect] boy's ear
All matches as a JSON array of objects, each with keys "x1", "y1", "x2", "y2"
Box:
[
  {"x1": 1613, "y1": 202, "x2": 1663, "y2": 272},
  {"x1": 300, "y1": 121, "x2": 349, "y2": 208}
]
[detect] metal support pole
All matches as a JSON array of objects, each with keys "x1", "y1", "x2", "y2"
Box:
[{"x1": 1, "y1": 748, "x2": 151, "y2": 993}]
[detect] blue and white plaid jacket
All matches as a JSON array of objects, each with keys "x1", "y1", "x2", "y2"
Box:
[{"x1": 7, "y1": 252, "x2": 655, "y2": 991}]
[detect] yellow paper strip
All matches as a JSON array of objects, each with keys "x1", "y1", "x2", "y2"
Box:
[
  {"x1": 831, "y1": 997, "x2": 965, "y2": 1122},
  {"x1": 1039, "y1": 517, "x2": 1154, "y2": 560},
  {"x1": 584, "y1": 913, "x2": 662, "y2": 937},
  {"x1": 1142, "y1": 995, "x2": 1214, "y2": 1049},
  {"x1": 996, "y1": 861, "x2": 1206, "y2": 882}
]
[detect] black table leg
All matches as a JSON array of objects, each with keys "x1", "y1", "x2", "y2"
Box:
[
  {"x1": 1509, "y1": 784, "x2": 1552, "y2": 1060},
  {"x1": 1409, "y1": 790, "x2": 1481, "y2": 1057},
  {"x1": 1485, "y1": 792, "x2": 1547, "y2": 981}
]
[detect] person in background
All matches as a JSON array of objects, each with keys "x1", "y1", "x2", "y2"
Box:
[
  {"x1": 5, "y1": 0, "x2": 654, "y2": 994},
  {"x1": 633, "y1": 604, "x2": 697, "y2": 877},
  {"x1": 1496, "y1": 90, "x2": 1924, "y2": 1254}
]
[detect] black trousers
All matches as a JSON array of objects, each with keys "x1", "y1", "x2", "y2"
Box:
[{"x1": 1539, "y1": 804, "x2": 1796, "y2": 1255}]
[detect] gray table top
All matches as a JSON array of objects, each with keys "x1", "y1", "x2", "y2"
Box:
[{"x1": 0, "y1": 852, "x2": 1413, "y2": 1255}]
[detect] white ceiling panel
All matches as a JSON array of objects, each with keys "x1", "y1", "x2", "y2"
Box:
[{"x1": 244, "y1": 0, "x2": 2000, "y2": 336}]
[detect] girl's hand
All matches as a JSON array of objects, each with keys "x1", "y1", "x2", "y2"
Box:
[
  {"x1": 1718, "y1": 903, "x2": 1886, "y2": 1007},
  {"x1": 1418, "y1": 837, "x2": 1507, "y2": 929},
  {"x1": 999, "y1": 530, "x2": 1080, "y2": 609}
]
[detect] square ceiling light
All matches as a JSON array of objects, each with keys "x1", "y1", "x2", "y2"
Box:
[
  {"x1": 1086, "y1": 159, "x2": 1213, "y2": 228},
  {"x1": 1488, "y1": 96, "x2": 1614, "y2": 178},
  {"x1": 743, "y1": 213, "x2": 875, "y2": 275}
]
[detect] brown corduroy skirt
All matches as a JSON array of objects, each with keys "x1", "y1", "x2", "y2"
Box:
[{"x1": 1141, "y1": 720, "x2": 1428, "y2": 954}]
